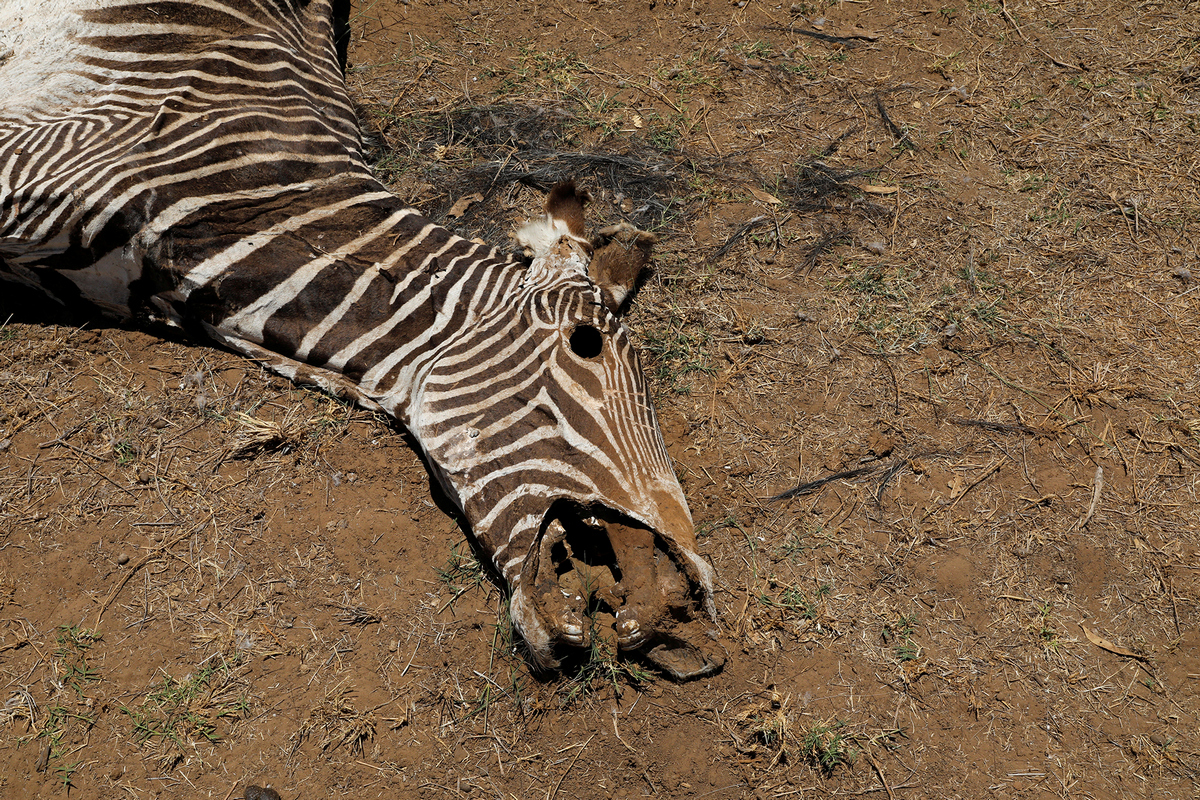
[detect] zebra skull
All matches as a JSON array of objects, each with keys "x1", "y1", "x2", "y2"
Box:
[{"x1": 412, "y1": 184, "x2": 722, "y2": 678}]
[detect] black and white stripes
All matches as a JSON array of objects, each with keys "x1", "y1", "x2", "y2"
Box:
[{"x1": 0, "y1": 0, "x2": 720, "y2": 676}]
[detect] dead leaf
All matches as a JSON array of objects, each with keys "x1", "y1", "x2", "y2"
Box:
[
  {"x1": 747, "y1": 186, "x2": 783, "y2": 205},
  {"x1": 862, "y1": 185, "x2": 899, "y2": 195},
  {"x1": 1080, "y1": 623, "x2": 1149, "y2": 662},
  {"x1": 447, "y1": 193, "x2": 484, "y2": 218},
  {"x1": 631, "y1": 113, "x2": 644, "y2": 129}
]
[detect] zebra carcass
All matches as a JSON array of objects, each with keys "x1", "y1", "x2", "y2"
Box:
[{"x1": 0, "y1": 0, "x2": 722, "y2": 677}]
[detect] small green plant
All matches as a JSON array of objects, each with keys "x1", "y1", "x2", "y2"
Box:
[
  {"x1": 927, "y1": 51, "x2": 962, "y2": 77},
  {"x1": 696, "y1": 513, "x2": 744, "y2": 540},
  {"x1": 748, "y1": 708, "x2": 788, "y2": 749},
  {"x1": 53, "y1": 625, "x2": 101, "y2": 693},
  {"x1": 639, "y1": 321, "x2": 715, "y2": 393},
  {"x1": 839, "y1": 264, "x2": 894, "y2": 298},
  {"x1": 776, "y1": 525, "x2": 831, "y2": 560},
  {"x1": 766, "y1": 583, "x2": 830, "y2": 621},
  {"x1": 112, "y1": 438, "x2": 137, "y2": 465},
  {"x1": 1019, "y1": 172, "x2": 1049, "y2": 193},
  {"x1": 882, "y1": 615, "x2": 920, "y2": 662},
  {"x1": 735, "y1": 40, "x2": 774, "y2": 59},
  {"x1": 641, "y1": 110, "x2": 686, "y2": 152},
  {"x1": 53, "y1": 760, "x2": 82, "y2": 789},
  {"x1": 120, "y1": 656, "x2": 248, "y2": 769},
  {"x1": 656, "y1": 56, "x2": 715, "y2": 95},
  {"x1": 437, "y1": 542, "x2": 488, "y2": 595},
  {"x1": 561, "y1": 620, "x2": 652, "y2": 706},
  {"x1": 1034, "y1": 603, "x2": 1058, "y2": 649},
  {"x1": 38, "y1": 702, "x2": 96, "y2": 777},
  {"x1": 34, "y1": 626, "x2": 102, "y2": 783},
  {"x1": 800, "y1": 719, "x2": 857, "y2": 773}
]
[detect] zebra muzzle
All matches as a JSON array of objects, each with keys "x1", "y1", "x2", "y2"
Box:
[{"x1": 529, "y1": 504, "x2": 724, "y2": 679}]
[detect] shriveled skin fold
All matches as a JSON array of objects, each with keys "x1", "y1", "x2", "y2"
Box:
[{"x1": 0, "y1": 0, "x2": 723, "y2": 677}]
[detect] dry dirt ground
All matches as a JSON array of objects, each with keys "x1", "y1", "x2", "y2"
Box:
[{"x1": 3, "y1": 0, "x2": 1200, "y2": 798}]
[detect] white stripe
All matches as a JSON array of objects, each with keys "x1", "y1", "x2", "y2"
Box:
[
  {"x1": 223, "y1": 208, "x2": 415, "y2": 342},
  {"x1": 181, "y1": 191, "x2": 392, "y2": 292}
]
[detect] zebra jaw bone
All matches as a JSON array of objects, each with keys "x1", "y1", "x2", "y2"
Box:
[{"x1": 518, "y1": 507, "x2": 725, "y2": 680}]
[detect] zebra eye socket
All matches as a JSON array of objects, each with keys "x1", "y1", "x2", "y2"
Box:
[{"x1": 568, "y1": 325, "x2": 604, "y2": 359}]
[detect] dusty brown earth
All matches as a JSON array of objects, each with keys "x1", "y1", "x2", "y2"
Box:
[{"x1": 3, "y1": 0, "x2": 1200, "y2": 797}]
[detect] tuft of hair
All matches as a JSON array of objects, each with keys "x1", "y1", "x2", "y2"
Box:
[
  {"x1": 508, "y1": 583, "x2": 561, "y2": 670},
  {"x1": 515, "y1": 216, "x2": 573, "y2": 259},
  {"x1": 515, "y1": 180, "x2": 593, "y2": 259}
]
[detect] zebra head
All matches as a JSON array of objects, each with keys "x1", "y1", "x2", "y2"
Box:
[{"x1": 411, "y1": 184, "x2": 721, "y2": 678}]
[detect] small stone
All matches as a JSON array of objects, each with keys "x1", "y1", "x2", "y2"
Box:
[
  {"x1": 244, "y1": 787, "x2": 282, "y2": 800},
  {"x1": 117, "y1": 553, "x2": 131, "y2": 566},
  {"x1": 1149, "y1": 733, "x2": 1169, "y2": 748}
]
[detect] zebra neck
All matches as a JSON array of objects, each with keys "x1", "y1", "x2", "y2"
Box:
[{"x1": 162, "y1": 179, "x2": 518, "y2": 420}]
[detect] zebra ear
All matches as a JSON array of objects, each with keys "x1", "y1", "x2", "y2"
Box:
[
  {"x1": 514, "y1": 181, "x2": 655, "y2": 314},
  {"x1": 588, "y1": 223, "x2": 657, "y2": 314},
  {"x1": 544, "y1": 180, "x2": 588, "y2": 238}
]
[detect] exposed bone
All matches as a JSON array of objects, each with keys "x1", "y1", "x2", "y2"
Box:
[
  {"x1": 525, "y1": 508, "x2": 726, "y2": 677},
  {"x1": 534, "y1": 519, "x2": 594, "y2": 647}
]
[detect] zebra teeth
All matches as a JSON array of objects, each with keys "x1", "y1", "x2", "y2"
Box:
[
  {"x1": 558, "y1": 611, "x2": 587, "y2": 645},
  {"x1": 614, "y1": 607, "x2": 647, "y2": 649}
]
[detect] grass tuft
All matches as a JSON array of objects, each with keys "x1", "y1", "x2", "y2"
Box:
[{"x1": 120, "y1": 655, "x2": 249, "y2": 770}]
